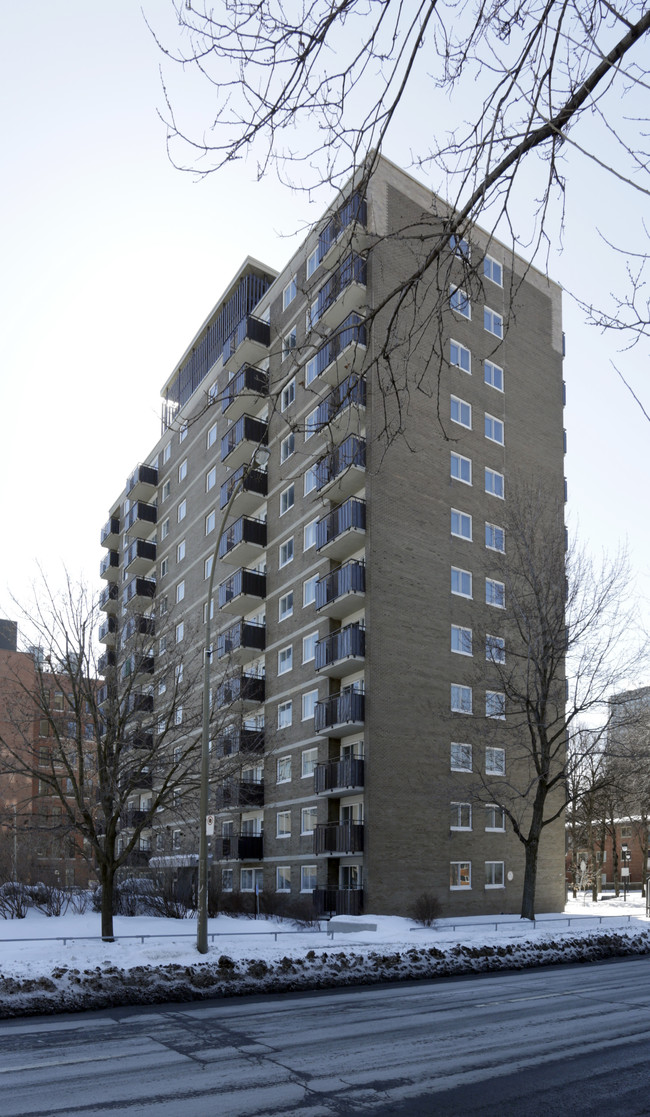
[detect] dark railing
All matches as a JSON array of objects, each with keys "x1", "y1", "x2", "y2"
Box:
[
  {"x1": 221, "y1": 415, "x2": 268, "y2": 463},
  {"x1": 314, "y1": 689, "x2": 365, "y2": 733},
  {"x1": 120, "y1": 808, "x2": 149, "y2": 829},
  {"x1": 125, "y1": 539, "x2": 156, "y2": 569},
  {"x1": 315, "y1": 374, "x2": 366, "y2": 431},
  {"x1": 97, "y1": 651, "x2": 116, "y2": 674},
  {"x1": 309, "y1": 313, "x2": 367, "y2": 382},
  {"x1": 129, "y1": 730, "x2": 153, "y2": 750},
  {"x1": 215, "y1": 835, "x2": 264, "y2": 860},
  {"x1": 315, "y1": 757, "x2": 365, "y2": 794},
  {"x1": 123, "y1": 578, "x2": 156, "y2": 605},
  {"x1": 126, "y1": 692, "x2": 154, "y2": 715},
  {"x1": 98, "y1": 617, "x2": 116, "y2": 642},
  {"x1": 122, "y1": 653, "x2": 154, "y2": 679},
  {"x1": 218, "y1": 516, "x2": 267, "y2": 559},
  {"x1": 316, "y1": 498, "x2": 366, "y2": 551},
  {"x1": 216, "y1": 725, "x2": 264, "y2": 757},
  {"x1": 217, "y1": 621, "x2": 266, "y2": 660},
  {"x1": 314, "y1": 821, "x2": 364, "y2": 855},
  {"x1": 126, "y1": 464, "x2": 158, "y2": 495},
  {"x1": 222, "y1": 315, "x2": 271, "y2": 364},
  {"x1": 222, "y1": 364, "x2": 269, "y2": 414},
  {"x1": 215, "y1": 780, "x2": 264, "y2": 809},
  {"x1": 220, "y1": 465, "x2": 268, "y2": 510},
  {"x1": 216, "y1": 672, "x2": 265, "y2": 709},
  {"x1": 318, "y1": 192, "x2": 367, "y2": 259},
  {"x1": 313, "y1": 888, "x2": 364, "y2": 917},
  {"x1": 218, "y1": 568, "x2": 266, "y2": 610},
  {"x1": 122, "y1": 849, "x2": 151, "y2": 867},
  {"x1": 100, "y1": 516, "x2": 120, "y2": 546},
  {"x1": 315, "y1": 561, "x2": 365, "y2": 612},
  {"x1": 99, "y1": 584, "x2": 119, "y2": 609},
  {"x1": 99, "y1": 551, "x2": 119, "y2": 577},
  {"x1": 124, "y1": 501, "x2": 157, "y2": 531},
  {"x1": 312, "y1": 253, "x2": 366, "y2": 326},
  {"x1": 315, "y1": 436, "x2": 366, "y2": 491},
  {"x1": 124, "y1": 614, "x2": 155, "y2": 640},
  {"x1": 315, "y1": 624, "x2": 365, "y2": 672}
]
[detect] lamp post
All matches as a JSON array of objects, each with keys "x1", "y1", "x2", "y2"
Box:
[{"x1": 621, "y1": 842, "x2": 631, "y2": 902}]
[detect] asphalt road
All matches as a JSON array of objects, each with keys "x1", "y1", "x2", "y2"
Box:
[{"x1": 2, "y1": 956, "x2": 650, "y2": 1116}]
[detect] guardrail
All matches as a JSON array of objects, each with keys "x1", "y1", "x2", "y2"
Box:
[
  {"x1": 0, "y1": 929, "x2": 326, "y2": 946},
  {"x1": 410, "y1": 914, "x2": 638, "y2": 933}
]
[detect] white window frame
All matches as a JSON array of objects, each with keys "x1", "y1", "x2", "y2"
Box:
[
  {"x1": 451, "y1": 567, "x2": 472, "y2": 599},
  {"x1": 205, "y1": 509, "x2": 216, "y2": 535},
  {"x1": 451, "y1": 742, "x2": 472, "y2": 772},
  {"x1": 283, "y1": 324, "x2": 298, "y2": 360},
  {"x1": 450, "y1": 861, "x2": 471, "y2": 889},
  {"x1": 301, "y1": 805, "x2": 317, "y2": 835},
  {"x1": 301, "y1": 748, "x2": 318, "y2": 778},
  {"x1": 304, "y1": 466, "x2": 318, "y2": 495},
  {"x1": 303, "y1": 519, "x2": 318, "y2": 550},
  {"x1": 305, "y1": 355, "x2": 318, "y2": 386},
  {"x1": 485, "y1": 861, "x2": 505, "y2": 888},
  {"x1": 283, "y1": 275, "x2": 297, "y2": 310},
  {"x1": 276, "y1": 865, "x2": 291, "y2": 892},
  {"x1": 451, "y1": 509, "x2": 472, "y2": 541},
  {"x1": 277, "y1": 756, "x2": 292, "y2": 783},
  {"x1": 279, "y1": 591, "x2": 294, "y2": 621},
  {"x1": 484, "y1": 360, "x2": 504, "y2": 392},
  {"x1": 485, "y1": 468, "x2": 504, "y2": 499},
  {"x1": 278, "y1": 645, "x2": 293, "y2": 675},
  {"x1": 176, "y1": 580, "x2": 185, "y2": 604},
  {"x1": 179, "y1": 422, "x2": 187, "y2": 443},
  {"x1": 301, "y1": 864, "x2": 317, "y2": 893},
  {"x1": 281, "y1": 377, "x2": 296, "y2": 411},
  {"x1": 450, "y1": 286, "x2": 471, "y2": 318},
  {"x1": 161, "y1": 479, "x2": 171, "y2": 502},
  {"x1": 206, "y1": 466, "x2": 217, "y2": 492},
  {"x1": 302, "y1": 631, "x2": 318, "y2": 663},
  {"x1": 451, "y1": 684, "x2": 472, "y2": 715},
  {"x1": 451, "y1": 452, "x2": 472, "y2": 485},
  {"x1": 176, "y1": 539, "x2": 185, "y2": 563},
  {"x1": 305, "y1": 406, "x2": 319, "y2": 440},
  {"x1": 303, "y1": 575, "x2": 318, "y2": 607},
  {"x1": 450, "y1": 340, "x2": 471, "y2": 373},
  {"x1": 302, "y1": 689, "x2": 318, "y2": 721},
  {"x1": 160, "y1": 557, "x2": 169, "y2": 579},
  {"x1": 280, "y1": 432, "x2": 295, "y2": 462},
  {"x1": 451, "y1": 396, "x2": 472, "y2": 429},
  {"x1": 486, "y1": 691, "x2": 506, "y2": 720},
  {"x1": 178, "y1": 459, "x2": 187, "y2": 482},
  {"x1": 485, "y1": 414, "x2": 504, "y2": 445},
  {"x1": 175, "y1": 621, "x2": 184, "y2": 643},
  {"x1": 485, "y1": 522, "x2": 505, "y2": 552},
  {"x1": 177, "y1": 499, "x2": 186, "y2": 522},
  {"x1": 451, "y1": 625, "x2": 473, "y2": 657},
  {"x1": 484, "y1": 307, "x2": 503, "y2": 337},
  {"x1": 161, "y1": 517, "x2": 170, "y2": 540},
  {"x1": 484, "y1": 256, "x2": 503, "y2": 286},
  {"x1": 307, "y1": 247, "x2": 319, "y2": 278},
  {"x1": 486, "y1": 747, "x2": 506, "y2": 775},
  {"x1": 278, "y1": 700, "x2": 292, "y2": 729},
  {"x1": 486, "y1": 635, "x2": 505, "y2": 664},
  {"x1": 485, "y1": 804, "x2": 506, "y2": 832},
  {"x1": 276, "y1": 810, "x2": 291, "y2": 838},
  {"x1": 207, "y1": 423, "x2": 217, "y2": 448},
  {"x1": 279, "y1": 537, "x2": 294, "y2": 569},
  {"x1": 162, "y1": 443, "x2": 171, "y2": 463},
  {"x1": 280, "y1": 483, "x2": 295, "y2": 516},
  {"x1": 450, "y1": 802, "x2": 472, "y2": 831},
  {"x1": 204, "y1": 556, "x2": 213, "y2": 580},
  {"x1": 486, "y1": 578, "x2": 505, "y2": 609}
]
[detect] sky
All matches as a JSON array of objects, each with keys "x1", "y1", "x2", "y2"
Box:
[{"x1": 1, "y1": 2, "x2": 649, "y2": 666}]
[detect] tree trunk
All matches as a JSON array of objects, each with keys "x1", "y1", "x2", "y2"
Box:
[
  {"x1": 521, "y1": 838, "x2": 539, "y2": 921},
  {"x1": 100, "y1": 862, "x2": 116, "y2": 941}
]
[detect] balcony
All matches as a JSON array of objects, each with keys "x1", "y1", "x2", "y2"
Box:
[
  {"x1": 315, "y1": 374, "x2": 366, "y2": 441},
  {"x1": 318, "y1": 192, "x2": 368, "y2": 270},
  {"x1": 315, "y1": 561, "x2": 365, "y2": 619},
  {"x1": 216, "y1": 671, "x2": 265, "y2": 710},
  {"x1": 123, "y1": 614, "x2": 155, "y2": 641},
  {"x1": 122, "y1": 653, "x2": 155, "y2": 679},
  {"x1": 313, "y1": 888, "x2": 364, "y2": 917},
  {"x1": 218, "y1": 568, "x2": 266, "y2": 615},
  {"x1": 316, "y1": 498, "x2": 366, "y2": 561},
  {"x1": 99, "y1": 551, "x2": 119, "y2": 581},
  {"x1": 314, "y1": 821, "x2": 364, "y2": 855},
  {"x1": 97, "y1": 650, "x2": 116, "y2": 674},
  {"x1": 222, "y1": 315, "x2": 271, "y2": 369},
  {"x1": 120, "y1": 808, "x2": 149, "y2": 829},
  {"x1": 314, "y1": 689, "x2": 365, "y2": 737},
  {"x1": 218, "y1": 516, "x2": 267, "y2": 566},
  {"x1": 315, "y1": 623, "x2": 365, "y2": 678},
  {"x1": 308, "y1": 313, "x2": 367, "y2": 387},
  {"x1": 221, "y1": 414, "x2": 268, "y2": 471},
  {"x1": 217, "y1": 620, "x2": 266, "y2": 665},
  {"x1": 123, "y1": 578, "x2": 156, "y2": 607},
  {"x1": 100, "y1": 516, "x2": 120, "y2": 549},
  {"x1": 122, "y1": 849, "x2": 152, "y2": 868},
  {"x1": 222, "y1": 364, "x2": 269, "y2": 422},
  {"x1": 220, "y1": 465, "x2": 268, "y2": 515},
  {"x1": 215, "y1": 780, "x2": 264, "y2": 809},
  {"x1": 124, "y1": 501, "x2": 157, "y2": 539},
  {"x1": 215, "y1": 724, "x2": 264, "y2": 757},
  {"x1": 215, "y1": 835, "x2": 264, "y2": 860},
  {"x1": 128, "y1": 730, "x2": 153, "y2": 751},
  {"x1": 315, "y1": 757, "x2": 365, "y2": 795},
  {"x1": 126, "y1": 464, "x2": 158, "y2": 502},
  {"x1": 99, "y1": 583, "x2": 119, "y2": 614},
  {"x1": 315, "y1": 436, "x2": 366, "y2": 500},
  {"x1": 126, "y1": 692, "x2": 154, "y2": 716},
  {"x1": 125, "y1": 539, "x2": 156, "y2": 576},
  {"x1": 98, "y1": 617, "x2": 117, "y2": 646},
  {"x1": 311, "y1": 253, "x2": 367, "y2": 335}
]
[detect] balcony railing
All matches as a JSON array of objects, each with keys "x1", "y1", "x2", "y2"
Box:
[
  {"x1": 222, "y1": 315, "x2": 271, "y2": 365},
  {"x1": 126, "y1": 464, "x2": 158, "y2": 501},
  {"x1": 215, "y1": 780, "x2": 264, "y2": 809},
  {"x1": 311, "y1": 253, "x2": 366, "y2": 330},
  {"x1": 316, "y1": 498, "x2": 366, "y2": 553},
  {"x1": 98, "y1": 617, "x2": 117, "y2": 644},
  {"x1": 124, "y1": 501, "x2": 157, "y2": 537},
  {"x1": 315, "y1": 561, "x2": 365, "y2": 614},
  {"x1": 314, "y1": 821, "x2": 364, "y2": 855},
  {"x1": 215, "y1": 834, "x2": 264, "y2": 860},
  {"x1": 218, "y1": 568, "x2": 266, "y2": 611},
  {"x1": 318, "y1": 192, "x2": 367, "y2": 260},
  {"x1": 125, "y1": 539, "x2": 156, "y2": 573},
  {"x1": 218, "y1": 516, "x2": 267, "y2": 562},
  {"x1": 313, "y1": 888, "x2": 364, "y2": 917},
  {"x1": 315, "y1": 436, "x2": 366, "y2": 493},
  {"x1": 315, "y1": 374, "x2": 366, "y2": 432},
  {"x1": 220, "y1": 465, "x2": 268, "y2": 511},
  {"x1": 215, "y1": 725, "x2": 264, "y2": 757},
  {"x1": 217, "y1": 620, "x2": 266, "y2": 661},
  {"x1": 123, "y1": 578, "x2": 156, "y2": 606},
  {"x1": 216, "y1": 672, "x2": 265, "y2": 709},
  {"x1": 99, "y1": 583, "x2": 119, "y2": 611},
  {"x1": 123, "y1": 614, "x2": 155, "y2": 641},
  {"x1": 120, "y1": 808, "x2": 149, "y2": 829},
  {"x1": 315, "y1": 757, "x2": 365, "y2": 794},
  {"x1": 100, "y1": 516, "x2": 120, "y2": 547},
  {"x1": 308, "y1": 313, "x2": 367, "y2": 384},
  {"x1": 97, "y1": 650, "x2": 116, "y2": 674},
  {"x1": 221, "y1": 415, "x2": 268, "y2": 467},
  {"x1": 314, "y1": 689, "x2": 365, "y2": 735},
  {"x1": 99, "y1": 551, "x2": 119, "y2": 580},
  {"x1": 315, "y1": 623, "x2": 365, "y2": 677},
  {"x1": 222, "y1": 364, "x2": 269, "y2": 416},
  {"x1": 126, "y1": 692, "x2": 154, "y2": 716}
]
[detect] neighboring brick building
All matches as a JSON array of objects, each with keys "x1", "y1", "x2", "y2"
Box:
[{"x1": 99, "y1": 156, "x2": 567, "y2": 917}]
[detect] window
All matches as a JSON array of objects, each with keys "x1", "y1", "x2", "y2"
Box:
[
  {"x1": 304, "y1": 466, "x2": 318, "y2": 495},
  {"x1": 450, "y1": 862, "x2": 471, "y2": 889},
  {"x1": 486, "y1": 691, "x2": 506, "y2": 719},
  {"x1": 278, "y1": 700, "x2": 292, "y2": 729},
  {"x1": 484, "y1": 256, "x2": 503, "y2": 286},
  {"x1": 161, "y1": 480, "x2": 171, "y2": 502},
  {"x1": 302, "y1": 632, "x2": 318, "y2": 663},
  {"x1": 179, "y1": 422, "x2": 187, "y2": 443},
  {"x1": 301, "y1": 864, "x2": 317, "y2": 892},
  {"x1": 277, "y1": 811, "x2": 291, "y2": 838},
  {"x1": 176, "y1": 580, "x2": 185, "y2": 604},
  {"x1": 203, "y1": 600, "x2": 214, "y2": 623},
  {"x1": 280, "y1": 484, "x2": 295, "y2": 516},
  {"x1": 307, "y1": 247, "x2": 319, "y2": 278},
  {"x1": 451, "y1": 685, "x2": 472, "y2": 714},
  {"x1": 177, "y1": 539, "x2": 185, "y2": 563},
  {"x1": 451, "y1": 452, "x2": 472, "y2": 485},
  {"x1": 486, "y1": 578, "x2": 505, "y2": 608},
  {"x1": 485, "y1": 361, "x2": 504, "y2": 392},
  {"x1": 485, "y1": 414, "x2": 504, "y2": 445},
  {"x1": 451, "y1": 567, "x2": 472, "y2": 598},
  {"x1": 485, "y1": 804, "x2": 505, "y2": 831},
  {"x1": 451, "y1": 396, "x2": 471, "y2": 428},
  {"x1": 301, "y1": 806, "x2": 317, "y2": 834},
  {"x1": 160, "y1": 517, "x2": 170, "y2": 540},
  {"x1": 160, "y1": 557, "x2": 169, "y2": 579},
  {"x1": 484, "y1": 307, "x2": 503, "y2": 337},
  {"x1": 175, "y1": 705, "x2": 183, "y2": 726},
  {"x1": 305, "y1": 407, "x2": 319, "y2": 440},
  {"x1": 278, "y1": 646, "x2": 293, "y2": 675},
  {"x1": 450, "y1": 286, "x2": 471, "y2": 318},
  {"x1": 172, "y1": 829, "x2": 181, "y2": 851},
  {"x1": 451, "y1": 743, "x2": 472, "y2": 772},
  {"x1": 178, "y1": 459, "x2": 187, "y2": 482},
  {"x1": 206, "y1": 466, "x2": 217, "y2": 492},
  {"x1": 485, "y1": 523, "x2": 505, "y2": 552},
  {"x1": 159, "y1": 636, "x2": 167, "y2": 655},
  {"x1": 303, "y1": 575, "x2": 318, "y2": 606},
  {"x1": 302, "y1": 689, "x2": 318, "y2": 721},
  {"x1": 303, "y1": 519, "x2": 318, "y2": 550},
  {"x1": 241, "y1": 868, "x2": 264, "y2": 892},
  {"x1": 280, "y1": 432, "x2": 295, "y2": 462},
  {"x1": 279, "y1": 537, "x2": 294, "y2": 568},
  {"x1": 486, "y1": 635, "x2": 505, "y2": 664},
  {"x1": 276, "y1": 866, "x2": 291, "y2": 892},
  {"x1": 486, "y1": 747, "x2": 506, "y2": 775},
  {"x1": 158, "y1": 678, "x2": 167, "y2": 696},
  {"x1": 175, "y1": 663, "x2": 183, "y2": 684},
  {"x1": 451, "y1": 625, "x2": 473, "y2": 656},
  {"x1": 207, "y1": 423, "x2": 217, "y2": 448},
  {"x1": 283, "y1": 275, "x2": 297, "y2": 310},
  {"x1": 283, "y1": 325, "x2": 297, "y2": 359},
  {"x1": 451, "y1": 234, "x2": 469, "y2": 258},
  {"x1": 451, "y1": 509, "x2": 472, "y2": 541},
  {"x1": 163, "y1": 442, "x2": 171, "y2": 463},
  {"x1": 485, "y1": 861, "x2": 505, "y2": 888},
  {"x1": 220, "y1": 868, "x2": 233, "y2": 891},
  {"x1": 205, "y1": 510, "x2": 216, "y2": 534},
  {"x1": 302, "y1": 748, "x2": 318, "y2": 778},
  {"x1": 177, "y1": 499, "x2": 186, "y2": 522},
  {"x1": 204, "y1": 556, "x2": 213, "y2": 579},
  {"x1": 175, "y1": 621, "x2": 184, "y2": 643},
  {"x1": 277, "y1": 756, "x2": 291, "y2": 783},
  {"x1": 450, "y1": 802, "x2": 472, "y2": 830},
  {"x1": 305, "y1": 355, "x2": 318, "y2": 386},
  {"x1": 281, "y1": 378, "x2": 295, "y2": 411},
  {"x1": 450, "y1": 340, "x2": 471, "y2": 373},
  {"x1": 485, "y1": 468, "x2": 504, "y2": 498},
  {"x1": 279, "y1": 592, "x2": 294, "y2": 621}
]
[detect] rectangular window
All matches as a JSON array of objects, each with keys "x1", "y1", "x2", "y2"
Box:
[
  {"x1": 176, "y1": 580, "x2": 185, "y2": 604},
  {"x1": 486, "y1": 578, "x2": 505, "y2": 608},
  {"x1": 178, "y1": 459, "x2": 187, "y2": 482},
  {"x1": 159, "y1": 636, "x2": 167, "y2": 655},
  {"x1": 161, "y1": 517, "x2": 170, "y2": 540},
  {"x1": 175, "y1": 705, "x2": 183, "y2": 726},
  {"x1": 301, "y1": 864, "x2": 317, "y2": 892},
  {"x1": 305, "y1": 355, "x2": 318, "y2": 386},
  {"x1": 451, "y1": 625, "x2": 473, "y2": 656},
  {"x1": 205, "y1": 510, "x2": 216, "y2": 534},
  {"x1": 221, "y1": 868, "x2": 233, "y2": 891},
  {"x1": 302, "y1": 689, "x2": 318, "y2": 721},
  {"x1": 451, "y1": 743, "x2": 472, "y2": 772},
  {"x1": 276, "y1": 865, "x2": 291, "y2": 892},
  {"x1": 207, "y1": 423, "x2": 217, "y2": 448},
  {"x1": 305, "y1": 407, "x2": 319, "y2": 440},
  {"x1": 303, "y1": 575, "x2": 318, "y2": 607},
  {"x1": 301, "y1": 805, "x2": 317, "y2": 834},
  {"x1": 300, "y1": 519, "x2": 316, "y2": 551},
  {"x1": 281, "y1": 377, "x2": 296, "y2": 411},
  {"x1": 175, "y1": 621, "x2": 184, "y2": 643},
  {"x1": 451, "y1": 567, "x2": 472, "y2": 598},
  {"x1": 486, "y1": 635, "x2": 505, "y2": 664},
  {"x1": 160, "y1": 557, "x2": 168, "y2": 579},
  {"x1": 484, "y1": 360, "x2": 504, "y2": 391},
  {"x1": 177, "y1": 499, "x2": 186, "y2": 522},
  {"x1": 304, "y1": 466, "x2": 318, "y2": 495},
  {"x1": 451, "y1": 452, "x2": 472, "y2": 485},
  {"x1": 485, "y1": 861, "x2": 505, "y2": 888},
  {"x1": 277, "y1": 756, "x2": 291, "y2": 783},
  {"x1": 177, "y1": 539, "x2": 185, "y2": 563},
  {"x1": 484, "y1": 307, "x2": 503, "y2": 337},
  {"x1": 485, "y1": 523, "x2": 505, "y2": 552},
  {"x1": 280, "y1": 433, "x2": 295, "y2": 462},
  {"x1": 307, "y1": 247, "x2": 319, "y2": 278},
  {"x1": 450, "y1": 862, "x2": 471, "y2": 889},
  {"x1": 279, "y1": 538, "x2": 294, "y2": 568},
  {"x1": 279, "y1": 591, "x2": 294, "y2": 621},
  {"x1": 301, "y1": 748, "x2": 318, "y2": 778},
  {"x1": 484, "y1": 256, "x2": 503, "y2": 286},
  {"x1": 451, "y1": 685, "x2": 472, "y2": 714},
  {"x1": 280, "y1": 483, "x2": 295, "y2": 516},
  {"x1": 204, "y1": 556, "x2": 213, "y2": 579},
  {"x1": 302, "y1": 632, "x2": 318, "y2": 663},
  {"x1": 451, "y1": 396, "x2": 472, "y2": 428},
  {"x1": 283, "y1": 276, "x2": 297, "y2": 310},
  {"x1": 485, "y1": 468, "x2": 504, "y2": 498},
  {"x1": 161, "y1": 479, "x2": 171, "y2": 502},
  {"x1": 485, "y1": 414, "x2": 504, "y2": 445},
  {"x1": 163, "y1": 442, "x2": 171, "y2": 463},
  {"x1": 278, "y1": 646, "x2": 293, "y2": 675},
  {"x1": 277, "y1": 810, "x2": 291, "y2": 838},
  {"x1": 450, "y1": 802, "x2": 472, "y2": 830},
  {"x1": 283, "y1": 325, "x2": 297, "y2": 359},
  {"x1": 486, "y1": 747, "x2": 506, "y2": 775},
  {"x1": 451, "y1": 234, "x2": 469, "y2": 258},
  {"x1": 179, "y1": 422, "x2": 187, "y2": 443},
  {"x1": 206, "y1": 467, "x2": 217, "y2": 492},
  {"x1": 486, "y1": 691, "x2": 506, "y2": 719},
  {"x1": 278, "y1": 700, "x2": 292, "y2": 729},
  {"x1": 450, "y1": 340, "x2": 471, "y2": 373},
  {"x1": 486, "y1": 804, "x2": 505, "y2": 831},
  {"x1": 451, "y1": 509, "x2": 472, "y2": 541},
  {"x1": 241, "y1": 868, "x2": 264, "y2": 892},
  {"x1": 450, "y1": 286, "x2": 471, "y2": 318}
]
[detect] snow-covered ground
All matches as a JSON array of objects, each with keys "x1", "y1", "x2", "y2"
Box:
[{"x1": 0, "y1": 892, "x2": 648, "y2": 1017}]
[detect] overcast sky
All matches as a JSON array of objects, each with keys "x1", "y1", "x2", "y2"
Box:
[{"x1": 2, "y1": 1, "x2": 648, "y2": 664}]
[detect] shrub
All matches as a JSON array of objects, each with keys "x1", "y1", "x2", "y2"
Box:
[
  {"x1": 32, "y1": 885, "x2": 71, "y2": 917},
  {"x1": 0, "y1": 881, "x2": 29, "y2": 919},
  {"x1": 410, "y1": 892, "x2": 441, "y2": 927}
]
